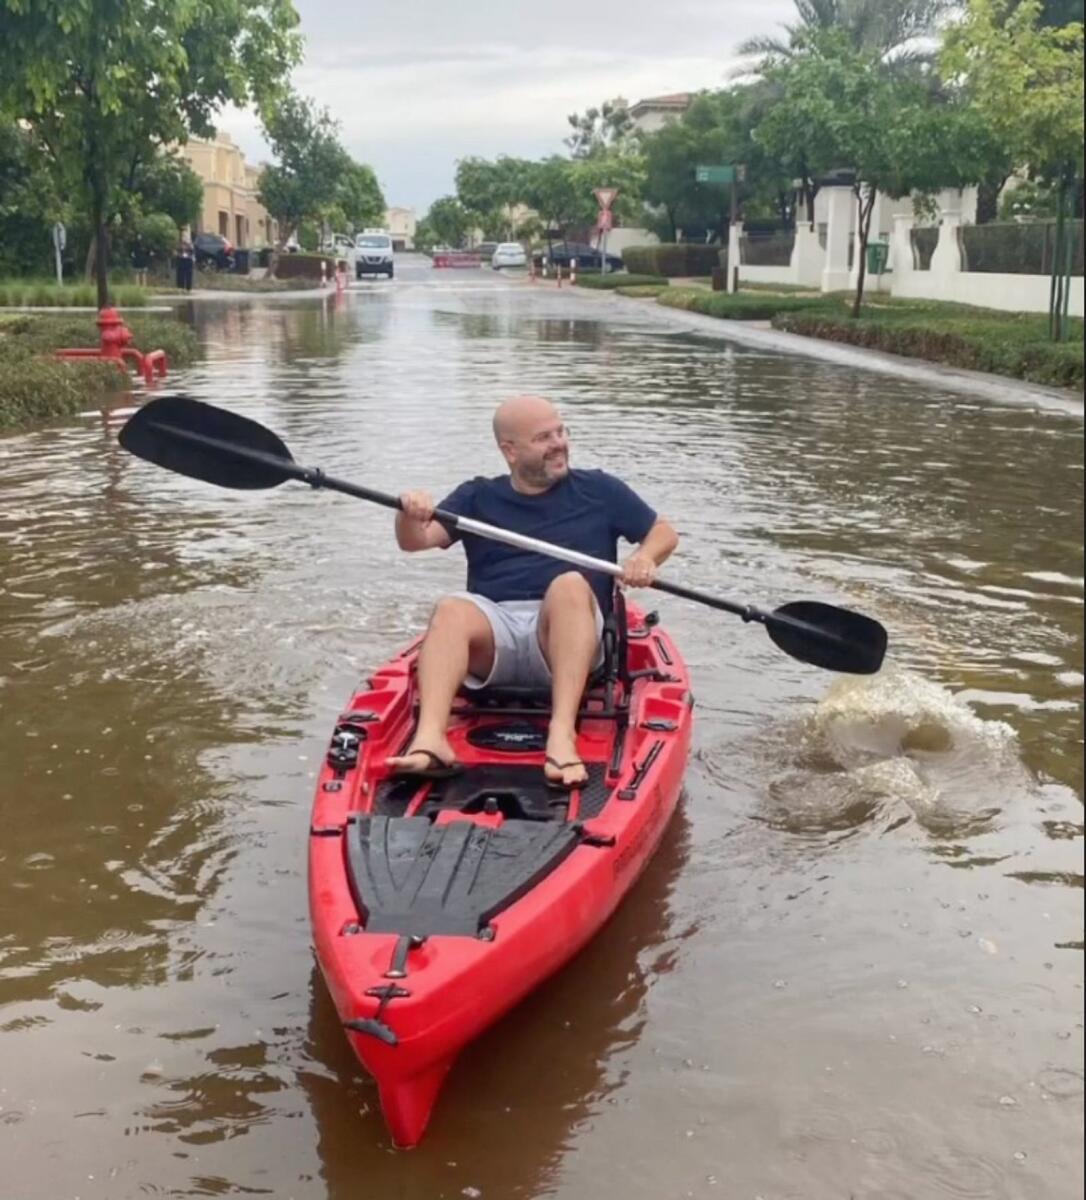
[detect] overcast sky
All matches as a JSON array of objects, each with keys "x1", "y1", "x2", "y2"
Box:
[{"x1": 218, "y1": 0, "x2": 800, "y2": 214}]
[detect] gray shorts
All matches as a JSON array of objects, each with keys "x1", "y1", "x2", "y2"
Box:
[{"x1": 454, "y1": 592, "x2": 605, "y2": 690}]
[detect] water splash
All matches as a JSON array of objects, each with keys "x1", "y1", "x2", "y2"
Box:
[{"x1": 754, "y1": 666, "x2": 1026, "y2": 837}]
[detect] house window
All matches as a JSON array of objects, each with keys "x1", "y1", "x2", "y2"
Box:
[{"x1": 218, "y1": 211, "x2": 229, "y2": 237}]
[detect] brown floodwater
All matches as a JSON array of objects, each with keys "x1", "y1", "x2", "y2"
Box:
[{"x1": 1, "y1": 263, "x2": 1082, "y2": 1200}]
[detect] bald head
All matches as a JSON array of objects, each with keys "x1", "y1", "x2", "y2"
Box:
[
  {"x1": 492, "y1": 395, "x2": 571, "y2": 492},
  {"x1": 493, "y1": 395, "x2": 559, "y2": 445}
]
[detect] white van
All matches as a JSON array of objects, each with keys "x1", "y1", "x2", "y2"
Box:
[{"x1": 355, "y1": 230, "x2": 394, "y2": 279}]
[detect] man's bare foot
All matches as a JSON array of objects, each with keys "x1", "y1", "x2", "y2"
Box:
[
  {"x1": 386, "y1": 738, "x2": 461, "y2": 777},
  {"x1": 544, "y1": 728, "x2": 587, "y2": 788}
]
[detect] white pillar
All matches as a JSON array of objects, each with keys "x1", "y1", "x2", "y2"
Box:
[
  {"x1": 821, "y1": 185, "x2": 854, "y2": 293},
  {"x1": 931, "y1": 206, "x2": 963, "y2": 286},
  {"x1": 889, "y1": 213, "x2": 914, "y2": 299},
  {"x1": 792, "y1": 224, "x2": 825, "y2": 288},
  {"x1": 727, "y1": 220, "x2": 743, "y2": 293}
]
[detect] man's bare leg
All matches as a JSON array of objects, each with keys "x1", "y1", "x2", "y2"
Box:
[
  {"x1": 386, "y1": 597, "x2": 495, "y2": 773},
  {"x1": 538, "y1": 573, "x2": 599, "y2": 787}
]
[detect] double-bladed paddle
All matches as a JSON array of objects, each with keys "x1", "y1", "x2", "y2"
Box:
[{"x1": 118, "y1": 396, "x2": 888, "y2": 675}]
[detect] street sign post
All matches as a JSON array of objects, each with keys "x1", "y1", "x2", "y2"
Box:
[
  {"x1": 52, "y1": 222, "x2": 66, "y2": 286},
  {"x1": 694, "y1": 165, "x2": 745, "y2": 185},
  {"x1": 592, "y1": 188, "x2": 619, "y2": 273},
  {"x1": 695, "y1": 166, "x2": 746, "y2": 292}
]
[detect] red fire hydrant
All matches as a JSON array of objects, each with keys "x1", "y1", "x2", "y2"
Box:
[{"x1": 55, "y1": 306, "x2": 168, "y2": 386}]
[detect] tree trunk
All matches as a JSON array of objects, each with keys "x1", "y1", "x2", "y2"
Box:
[
  {"x1": 91, "y1": 173, "x2": 110, "y2": 310},
  {"x1": 975, "y1": 172, "x2": 1006, "y2": 225},
  {"x1": 852, "y1": 187, "x2": 876, "y2": 319}
]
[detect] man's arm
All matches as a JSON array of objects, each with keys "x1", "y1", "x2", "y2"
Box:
[
  {"x1": 622, "y1": 518, "x2": 679, "y2": 587},
  {"x1": 395, "y1": 491, "x2": 454, "y2": 552}
]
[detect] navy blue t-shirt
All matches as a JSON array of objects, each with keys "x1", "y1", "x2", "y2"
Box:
[{"x1": 438, "y1": 469, "x2": 657, "y2": 612}]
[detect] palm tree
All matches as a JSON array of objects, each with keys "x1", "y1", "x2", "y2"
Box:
[{"x1": 737, "y1": 0, "x2": 956, "y2": 65}]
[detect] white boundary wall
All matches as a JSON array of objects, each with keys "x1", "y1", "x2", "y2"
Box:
[{"x1": 729, "y1": 185, "x2": 1081, "y2": 316}]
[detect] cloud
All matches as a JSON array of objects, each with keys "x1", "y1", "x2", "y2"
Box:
[{"x1": 216, "y1": 0, "x2": 800, "y2": 212}]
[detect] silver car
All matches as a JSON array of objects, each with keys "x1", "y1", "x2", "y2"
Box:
[{"x1": 491, "y1": 242, "x2": 527, "y2": 270}]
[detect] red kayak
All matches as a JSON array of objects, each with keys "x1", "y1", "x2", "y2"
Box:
[{"x1": 308, "y1": 595, "x2": 693, "y2": 1146}]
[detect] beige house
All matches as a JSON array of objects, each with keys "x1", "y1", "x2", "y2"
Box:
[
  {"x1": 628, "y1": 92, "x2": 693, "y2": 134},
  {"x1": 385, "y1": 207, "x2": 417, "y2": 250},
  {"x1": 179, "y1": 132, "x2": 278, "y2": 248}
]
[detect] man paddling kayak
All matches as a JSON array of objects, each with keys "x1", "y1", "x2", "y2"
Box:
[{"x1": 389, "y1": 394, "x2": 679, "y2": 788}]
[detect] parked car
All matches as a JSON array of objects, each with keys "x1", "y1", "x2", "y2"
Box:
[
  {"x1": 477, "y1": 241, "x2": 499, "y2": 259},
  {"x1": 538, "y1": 242, "x2": 622, "y2": 272},
  {"x1": 491, "y1": 242, "x2": 527, "y2": 269},
  {"x1": 355, "y1": 231, "x2": 394, "y2": 279},
  {"x1": 193, "y1": 232, "x2": 234, "y2": 270}
]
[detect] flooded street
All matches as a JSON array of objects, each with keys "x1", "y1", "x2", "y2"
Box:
[{"x1": 1, "y1": 259, "x2": 1082, "y2": 1199}]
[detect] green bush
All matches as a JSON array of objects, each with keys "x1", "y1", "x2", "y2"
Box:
[
  {"x1": 274, "y1": 252, "x2": 337, "y2": 281},
  {"x1": 136, "y1": 212, "x2": 181, "y2": 262},
  {"x1": 575, "y1": 273, "x2": 669, "y2": 290},
  {"x1": 773, "y1": 303, "x2": 1084, "y2": 389},
  {"x1": 0, "y1": 279, "x2": 150, "y2": 307},
  {"x1": 657, "y1": 288, "x2": 830, "y2": 321},
  {"x1": 622, "y1": 244, "x2": 723, "y2": 277},
  {"x1": 617, "y1": 284, "x2": 670, "y2": 298},
  {"x1": 0, "y1": 348, "x2": 122, "y2": 431}
]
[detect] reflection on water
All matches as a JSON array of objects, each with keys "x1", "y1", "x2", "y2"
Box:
[{"x1": 1, "y1": 271, "x2": 1082, "y2": 1198}]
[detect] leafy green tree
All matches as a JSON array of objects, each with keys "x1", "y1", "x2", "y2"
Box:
[
  {"x1": 942, "y1": 0, "x2": 1084, "y2": 335},
  {"x1": 414, "y1": 215, "x2": 438, "y2": 252},
  {"x1": 426, "y1": 196, "x2": 472, "y2": 248},
  {"x1": 258, "y1": 94, "x2": 352, "y2": 251},
  {"x1": 0, "y1": 0, "x2": 301, "y2": 306},
  {"x1": 131, "y1": 156, "x2": 204, "y2": 232},
  {"x1": 565, "y1": 99, "x2": 636, "y2": 158},
  {"x1": 455, "y1": 155, "x2": 532, "y2": 238},
  {"x1": 326, "y1": 161, "x2": 386, "y2": 233},
  {"x1": 758, "y1": 32, "x2": 997, "y2": 314},
  {"x1": 519, "y1": 153, "x2": 644, "y2": 243},
  {"x1": 135, "y1": 212, "x2": 181, "y2": 265},
  {"x1": 0, "y1": 117, "x2": 64, "y2": 275}
]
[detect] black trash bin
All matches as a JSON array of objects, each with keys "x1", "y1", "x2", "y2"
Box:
[{"x1": 232, "y1": 249, "x2": 251, "y2": 274}]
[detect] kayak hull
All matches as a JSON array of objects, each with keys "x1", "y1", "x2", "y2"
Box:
[{"x1": 308, "y1": 601, "x2": 692, "y2": 1146}]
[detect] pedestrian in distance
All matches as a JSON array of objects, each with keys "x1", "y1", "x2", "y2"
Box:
[
  {"x1": 175, "y1": 236, "x2": 194, "y2": 292},
  {"x1": 131, "y1": 239, "x2": 150, "y2": 288}
]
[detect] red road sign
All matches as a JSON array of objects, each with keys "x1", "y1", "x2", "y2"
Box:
[
  {"x1": 593, "y1": 188, "x2": 618, "y2": 210},
  {"x1": 597, "y1": 209, "x2": 613, "y2": 232}
]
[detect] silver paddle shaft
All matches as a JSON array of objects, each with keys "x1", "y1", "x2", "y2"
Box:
[{"x1": 448, "y1": 511, "x2": 624, "y2": 578}]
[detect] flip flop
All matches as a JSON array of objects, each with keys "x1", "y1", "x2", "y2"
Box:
[
  {"x1": 387, "y1": 748, "x2": 465, "y2": 779},
  {"x1": 544, "y1": 755, "x2": 588, "y2": 791}
]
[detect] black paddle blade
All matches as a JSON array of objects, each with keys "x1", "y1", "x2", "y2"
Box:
[
  {"x1": 767, "y1": 601, "x2": 887, "y2": 675},
  {"x1": 118, "y1": 395, "x2": 296, "y2": 490}
]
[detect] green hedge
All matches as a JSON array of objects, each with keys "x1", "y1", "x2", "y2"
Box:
[
  {"x1": 575, "y1": 273, "x2": 669, "y2": 290},
  {"x1": 617, "y1": 284, "x2": 670, "y2": 298},
  {"x1": 622, "y1": 244, "x2": 723, "y2": 277},
  {"x1": 274, "y1": 252, "x2": 338, "y2": 281},
  {"x1": 1, "y1": 313, "x2": 203, "y2": 432},
  {"x1": 657, "y1": 288, "x2": 829, "y2": 321},
  {"x1": 773, "y1": 303, "x2": 1084, "y2": 389},
  {"x1": 0, "y1": 280, "x2": 150, "y2": 307},
  {"x1": 6, "y1": 314, "x2": 201, "y2": 365}
]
